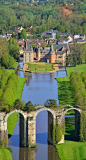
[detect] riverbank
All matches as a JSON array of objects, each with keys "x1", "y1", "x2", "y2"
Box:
[
  {"x1": 7, "y1": 77, "x2": 26, "y2": 135},
  {"x1": 56, "y1": 64, "x2": 86, "y2": 105},
  {"x1": 55, "y1": 141, "x2": 86, "y2": 160},
  {"x1": 0, "y1": 148, "x2": 13, "y2": 160}
]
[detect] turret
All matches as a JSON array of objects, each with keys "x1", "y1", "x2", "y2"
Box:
[{"x1": 50, "y1": 44, "x2": 55, "y2": 63}]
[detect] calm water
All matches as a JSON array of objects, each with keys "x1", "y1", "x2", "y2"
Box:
[{"x1": 8, "y1": 61, "x2": 67, "y2": 160}]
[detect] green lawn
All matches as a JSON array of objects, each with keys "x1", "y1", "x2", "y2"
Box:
[
  {"x1": 27, "y1": 63, "x2": 55, "y2": 72},
  {"x1": 56, "y1": 64, "x2": 86, "y2": 105},
  {"x1": 67, "y1": 64, "x2": 86, "y2": 76},
  {"x1": 7, "y1": 113, "x2": 19, "y2": 136},
  {"x1": 15, "y1": 77, "x2": 26, "y2": 100},
  {"x1": 56, "y1": 77, "x2": 75, "y2": 105},
  {"x1": 7, "y1": 77, "x2": 25, "y2": 136},
  {"x1": 56, "y1": 141, "x2": 86, "y2": 160},
  {"x1": 0, "y1": 148, "x2": 13, "y2": 160}
]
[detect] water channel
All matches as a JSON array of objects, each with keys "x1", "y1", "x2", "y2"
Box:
[{"x1": 8, "y1": 61, "x2": 67, "y2": 160}]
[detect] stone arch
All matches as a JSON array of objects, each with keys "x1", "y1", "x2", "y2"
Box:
[
  {"x1": 64, "y1": 107, "x2": 81, "y2": 141},
  {"x1": 4, "y1": 110, "x2": 27, "y2": 147},
  {"x1": 64, "y1": 108, "x2": 81, "y2": 115},
  {"x1": 63, "y1": 104, "x2": 74, "y2": 109},
  {"x1": 35, "y1": 107, "x2": 55, "y2": 144},
  {"x1": 35, "y1": 107, "x2": 55, "y2": 120},
  {"x1": 5, "y1": 109, "x2": 26, "y2": 122}
]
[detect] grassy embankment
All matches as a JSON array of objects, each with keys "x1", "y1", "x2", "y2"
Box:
[
  {"x1": 56, "y1": 64, "x2": 86, "y2": 105},
  {"x1": 56, "y1": 141, "x2": 86, "y2": 160},
  {"x1": 56, "y1": 64, "x2": 86, "y2": 160},
  {"x1": 0, "y1": 148, "x2": 13, "y2": 160},
  {"x1": 7, "y1": 70, "x2": 26, "y2": 136},
  {"x1": 27, "y1": 63, "x2": 55, "y2": 72}
]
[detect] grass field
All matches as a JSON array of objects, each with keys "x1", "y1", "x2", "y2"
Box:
[
  {"x1": 7, "y1": 113, "x2": 19, "y2": 136},
  {"x1": 0, "y1": 148, "x2": 13, "y2": 160},
  {"x1": 56, "y1": 77, "x2": 75, "y2": 105},
  {"x1": 27, "y1": 63, "x2": 55, "y2": 72},
  {"x1": 56, "y1": 64, "x2": 86, "y2": 105},
  {"x1": 15, "y1": 77, "x2": 26, "y2": 100},
  {"x1": 7, "y1": 77, "x2": 25, "y2": 136},
  {"x1": 56, "y1": 141, "x2": 86, "y2": 160}
]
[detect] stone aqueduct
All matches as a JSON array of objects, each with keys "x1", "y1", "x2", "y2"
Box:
[{"x1": 0, "y1": 105, "x2": 81, "y2": 147}]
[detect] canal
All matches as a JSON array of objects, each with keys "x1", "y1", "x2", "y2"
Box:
[{"x1": 8, "y1": 61, "x2": 67, "y2": 160}]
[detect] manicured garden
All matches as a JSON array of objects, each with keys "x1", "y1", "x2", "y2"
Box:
[
  {"x1": 0, "y1": 148, "x2": 13, "y2": 160},
  {"x1": 27, "y1": 63, "x2": 55, "y2": 72}
]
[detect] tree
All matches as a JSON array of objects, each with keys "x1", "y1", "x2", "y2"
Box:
[
  {"x1": 9, "y1": 37, "x2": 20, "y2": 61},
  {"x1": 14, "y1": 99, "x2": 22, "y2": 110},
  {"x1": 23, "y1": 101, "x2": 35, "y2": 112},
  {"x1": 20, "y1": 29, "x2": 27, "y2": 39},
  {"x1": 44, "y1": 99, "x2": 57, "y2": 108}
]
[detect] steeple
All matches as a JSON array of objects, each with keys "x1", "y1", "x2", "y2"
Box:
[{"x1": 50, "y1": 44, "x2": 54, "y2": 52}]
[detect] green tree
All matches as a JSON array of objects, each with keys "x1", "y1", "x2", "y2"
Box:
[
  {"x1": 9, "y1": 37, "x2": 20, "y2": 60},
  {"x1": 20, "y1": 29, "x2": 27, "y2": 39},
  {"x1": 44, "y1": 99, "x2": 57, "y2": 108}
]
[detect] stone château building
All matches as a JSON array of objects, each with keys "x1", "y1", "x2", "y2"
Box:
[{"x1": 23, "y1": 40, "x2": 69, "y2": 67}]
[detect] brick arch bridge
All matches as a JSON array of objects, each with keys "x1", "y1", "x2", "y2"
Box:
[{"x1": 0, "y1": 105, "x2": 81, "y2": 147}]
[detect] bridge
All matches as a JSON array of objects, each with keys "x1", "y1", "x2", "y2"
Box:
[{"x1": 0, "y1": 105, "x2": 81, "y2": 147}]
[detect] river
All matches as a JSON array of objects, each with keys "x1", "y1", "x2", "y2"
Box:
[{"x1": 8, "y1": 61, "x2": 67, "y2": 160}]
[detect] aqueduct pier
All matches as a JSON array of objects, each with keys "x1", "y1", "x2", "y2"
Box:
[{"x1": 0, "y1": 105, "x2": 81, "y2": 147}]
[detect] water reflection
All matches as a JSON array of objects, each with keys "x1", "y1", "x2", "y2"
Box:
[{"x1": 22, "y1": 72, "x2": 59, "y2": 104}]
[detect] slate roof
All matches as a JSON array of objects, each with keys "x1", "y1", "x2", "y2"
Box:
[
  {"x1": 24, "y1": 39, "x2": 33, "y2": 51},
  {"x1": 55, "y1": 43, "x2": 69, "y2": 51}
]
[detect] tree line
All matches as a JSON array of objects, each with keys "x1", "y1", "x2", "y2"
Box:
[
  {"x1": 70, "y1": 72, "x2": 86, "y2": 106},
  {"x1": 1, "y1": 1, "x2": 86, "y2": 36},
  {"x1": 67, "y1": 44, "x2": 86, "y2": 67},
  {"x1": 0, "y1": 37, "x2": 20, "y2": 69}
]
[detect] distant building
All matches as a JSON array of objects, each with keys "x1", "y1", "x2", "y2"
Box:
[
  {"x1": 50, "y1": 44, "x2": 67, "y2": 66},
  {"x1": 23, "y1": 40, "x2": 70, "y2": 67},
  {"x1": 41, "y1": 30, "x2": 56, "y2": 39},
  {"x1": 73, "y1": 34, "x2": 85, "y2": 40},
  {"x1": 23, "y1": 40, "x2": 33, "y2": 63}
]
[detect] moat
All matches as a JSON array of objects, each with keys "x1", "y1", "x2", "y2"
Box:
[{"x1": 8, "y1": 61, "x2": 67, "y2": 160}]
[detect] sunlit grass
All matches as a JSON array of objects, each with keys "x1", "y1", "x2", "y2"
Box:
[
  {"x1": 27, "y1": 63, "x2": 54, "y2": 72},
  {"x1": 56, "y1": 141, "x2": 86, "y2": 160},
  {"x1": 7, "y1": 113, "x2": 19, "y2": 135},
  {"x1": 0, "y1": 148, "x2": 13, "y2": 160}
]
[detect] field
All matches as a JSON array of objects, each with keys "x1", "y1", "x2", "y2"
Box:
[
  {"x1": 56, "y1": 141, "x2": 86, "y2": 160},
  {"x1": 56, "y1": 64, "x2": 86, "y2": 105},
  {"x1": 27, "y1": 63, "x2": 55, "y2": 72},
  {"x1": 0, "y1": 148, "x2": 12, "y2": 160}
]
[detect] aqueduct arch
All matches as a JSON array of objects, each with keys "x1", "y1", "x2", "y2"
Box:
[
  {"x1": 35, "y1": 108, "x2": 55, "y2": 143},
  {"x1": 64, "y1": 107, "x2": 81, "y2": 141},
  {"x1": 0, "y1": 105, "x2": 83, "y2": 147}
]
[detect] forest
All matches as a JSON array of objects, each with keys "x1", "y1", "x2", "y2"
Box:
[{"x1": 0, "y1": 0, "x2": 86, "y2": 36}]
